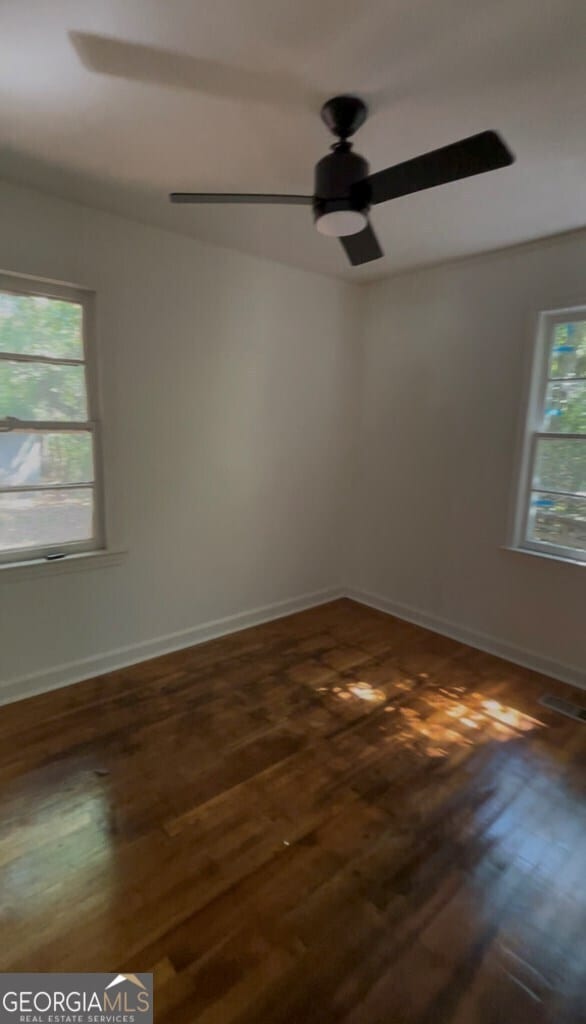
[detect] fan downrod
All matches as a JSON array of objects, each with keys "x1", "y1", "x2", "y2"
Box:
[{"x1": 320, "y1": 95, "x2": 368, "y2": 141}]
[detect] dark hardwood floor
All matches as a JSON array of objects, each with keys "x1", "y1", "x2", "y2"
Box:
[{"x1": 0, "y1": 598, "x2": 584, "y2": 1023}]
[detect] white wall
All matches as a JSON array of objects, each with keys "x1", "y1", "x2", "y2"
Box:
[
  {"x1": 0, "y1": 181, "x2": 355, "y2": 696},
  {"x1": 349, "y1": 234, "x2": 586, "y2": 682}
]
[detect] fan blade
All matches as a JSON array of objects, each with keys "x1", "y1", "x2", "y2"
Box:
[
  {"x1": 170, "y1": 193, "x2": 311, "y2": 205},
  {"x1": 364, "y1": 131, "x2": 514, "y2": 206},
  {"x1": 340, "y1": 222, "x2": 383, "y2": 266}
]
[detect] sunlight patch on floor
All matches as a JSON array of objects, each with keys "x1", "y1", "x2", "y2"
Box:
[
  {"x1": 347, "y1": 682, "x2": 386, "y2": 702},
  {"x1": 318, "y1": 672, "x2": 546, "y2": 761}
]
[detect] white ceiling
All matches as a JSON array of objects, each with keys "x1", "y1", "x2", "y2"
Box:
[{"x1": 1, "y1": 0, "x2": 586, "y2": 281}]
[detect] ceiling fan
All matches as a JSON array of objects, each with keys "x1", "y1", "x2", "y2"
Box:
[{"x1": 170, "y1": 95, "x2": 515, "y2": 267}]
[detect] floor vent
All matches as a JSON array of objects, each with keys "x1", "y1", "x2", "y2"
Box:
[{"x1": 539, "y1": 693, "x2": 586, "y2": 723}]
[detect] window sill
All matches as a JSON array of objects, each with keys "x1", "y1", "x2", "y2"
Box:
[
  {"x1": 502, "y1": 545, "x2": 586, "y2": 568},
  {"x1": 0, "y1": 548, "x2": 127, "y2": 582}
]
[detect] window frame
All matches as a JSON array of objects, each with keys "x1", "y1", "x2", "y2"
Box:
[
  {"x1": 0, "y1": 271, "x2": 106, "y2": 566},
  {"x1": 512, "y1": 305, "x2": 586, "y2": 565}
]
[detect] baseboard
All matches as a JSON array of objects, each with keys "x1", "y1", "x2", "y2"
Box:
[
  {"x1": 3, "y1": 583, "x2": 582, "y2": 708},
  {"x1": 0, "y1": 586, "x2": 344, "y2": 707},
  {"x1": 346, "y1": 587, "x2": 586, "y2": 691}
]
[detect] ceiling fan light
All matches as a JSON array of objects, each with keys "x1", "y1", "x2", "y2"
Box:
[{"x1": 316, "y1": 209, "x2": 367, "y2": 237}]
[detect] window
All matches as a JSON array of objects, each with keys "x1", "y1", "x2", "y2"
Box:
[
  {"x1": 514, "y1": 308, "x2": 586, "y2": 563},
  {"x1": 0, "y1": 273, "x2": 104, "y2": 565}
]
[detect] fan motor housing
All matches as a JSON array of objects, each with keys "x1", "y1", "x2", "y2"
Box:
[{"x1": 313, "y1": 146, "x2": 370, "y2": 222}]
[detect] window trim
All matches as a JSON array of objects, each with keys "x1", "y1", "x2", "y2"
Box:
[
  {"x1": 511, "y1": 304, "x2": 586, "y2": 566},
  {"x1": 0, "y1": 271, "x2": 107, "y2": 566}
]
